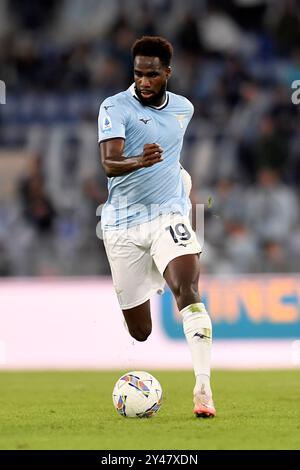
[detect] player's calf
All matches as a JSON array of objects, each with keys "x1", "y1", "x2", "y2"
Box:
[
  {"x1": 122, "y1": 301, "x2": 152, "y2": 342},
  {"x1": 127, "y1": 325, "x2": 152, "y2": 342}
]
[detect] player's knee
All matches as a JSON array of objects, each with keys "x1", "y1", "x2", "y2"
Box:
[{"x1": 129, "y1": 325, "x2": 152, "y2": 342}]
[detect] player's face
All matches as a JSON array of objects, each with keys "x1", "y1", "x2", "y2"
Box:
[{"x1": 134, "y1": 56, "x2": 171, "y2": 107}]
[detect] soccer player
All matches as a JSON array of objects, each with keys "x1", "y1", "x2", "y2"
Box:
[{"x1": 98, "y1": 36, "x2": 216, "y2": 417}]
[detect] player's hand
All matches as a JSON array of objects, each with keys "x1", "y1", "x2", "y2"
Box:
[{"x1": 140, "y1": 143, "x2": 163, "y2": 167}]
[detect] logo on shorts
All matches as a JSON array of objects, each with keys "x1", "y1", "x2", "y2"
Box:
[{"x1": 102, "y1": 116, "x2": 112, "y2": 132}]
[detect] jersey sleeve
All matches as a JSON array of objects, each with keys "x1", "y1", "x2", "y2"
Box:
[{"x1": 98, "y1": 97, "x2": 127, "y2": 143}]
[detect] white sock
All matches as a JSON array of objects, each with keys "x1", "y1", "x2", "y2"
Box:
[{"x1": 180, "y1": 302, "x2": 212, "y2": 396}]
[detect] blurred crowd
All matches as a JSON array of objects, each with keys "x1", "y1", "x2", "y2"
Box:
[{"x1": 0, "y1": 0, "x2": 300, "y2": 276}]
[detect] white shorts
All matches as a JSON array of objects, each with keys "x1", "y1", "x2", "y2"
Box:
[{"x1": 103, "y1": 213, "x2": 202, "y2": 309}]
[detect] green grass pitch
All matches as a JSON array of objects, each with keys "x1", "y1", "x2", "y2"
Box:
[{"x1": 0, "y1": 370, "x2": 299, "y2": 450}]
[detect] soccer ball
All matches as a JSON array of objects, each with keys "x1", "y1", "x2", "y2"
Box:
[{"x1": 112, "y1": 371, "x2": 163, "y2": 418}]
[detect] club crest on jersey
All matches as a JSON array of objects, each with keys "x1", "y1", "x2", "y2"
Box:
[
  {"x1": 175, "y1": 114, "x2": 185, "y2": 129},
  {"x1": 102, "y1": 116, "x2": 112, "y2": 132}
]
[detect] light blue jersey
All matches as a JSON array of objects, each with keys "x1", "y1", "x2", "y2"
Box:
[{"x1": 98, "y1": 84, "x2": 193, "y2": 230}]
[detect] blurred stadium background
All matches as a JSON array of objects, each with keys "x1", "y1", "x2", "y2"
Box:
[{"x1": 0, "y1": 0, "x2": 300, "y2": 370}]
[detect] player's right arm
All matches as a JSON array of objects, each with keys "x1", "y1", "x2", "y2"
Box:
[
  {"x1": 98, "y1": 97, "x2": 163, "y2": 177},
  {"x1": 100, "y1": 140, "x2": 163, "y2": 177}
]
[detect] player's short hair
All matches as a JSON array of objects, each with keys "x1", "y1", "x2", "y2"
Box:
[{"x1": 132, "y1": 36, "x2": 173, "y2": 67}]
